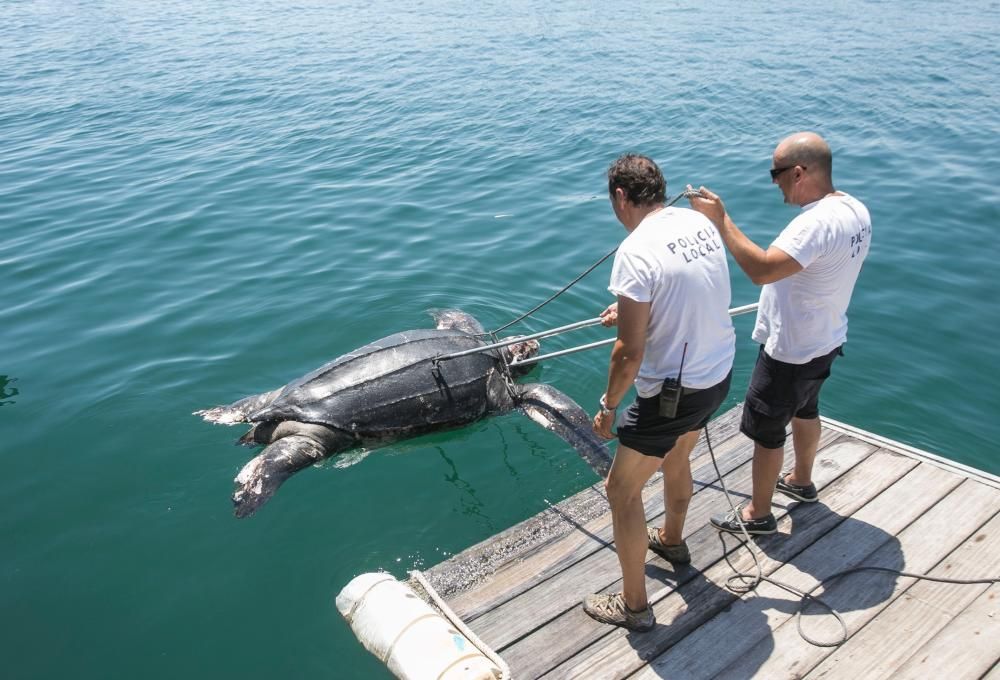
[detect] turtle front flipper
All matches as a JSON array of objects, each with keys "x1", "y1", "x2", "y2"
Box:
[
  {"x1": 232, "y1": 435, "x2": 326, "y2": 518},
  {"x1": 516, "y1": 383, "x2": 612, "y2": 479}
]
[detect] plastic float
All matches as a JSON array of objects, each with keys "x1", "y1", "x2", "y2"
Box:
[{"x1": 336, "y1": 572, "x2": 507, "y2": 680}]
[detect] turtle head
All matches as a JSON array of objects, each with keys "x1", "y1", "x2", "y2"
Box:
[{"x1": 503, "y1": 337, "x2": 540, "y2": 377}]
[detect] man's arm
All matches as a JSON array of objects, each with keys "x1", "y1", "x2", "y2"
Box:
[
  {"x1": 593, "y1": 296, "x2": 649, "y2": 439},
  {"x1": 688, "y1": 185, "x2": 803, "y2": 285}
]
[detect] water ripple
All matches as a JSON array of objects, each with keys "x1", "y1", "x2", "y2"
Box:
[{"x1": 2, "y1": 1, "x2": 1000, "y2": 678}]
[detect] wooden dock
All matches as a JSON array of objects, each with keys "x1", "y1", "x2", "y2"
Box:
[{"x1": 420, "y1": 404, "x2": 1000, "y2": 679}]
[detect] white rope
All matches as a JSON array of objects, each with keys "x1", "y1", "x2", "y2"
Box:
[
  {"x1": 410, "y1": 570, "x2": 512, "y2": 680},
  {"x1": 703, "y1": 425, "x2": 1000, "y2": 647}
]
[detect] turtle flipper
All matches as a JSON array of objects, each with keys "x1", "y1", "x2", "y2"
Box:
[
  {"x1": 430, "y1": 309, "x2": 485, "y2": 335},
  {"x1": 195, "y1": 388, "x2": 282, "y2": 425},
  {"x1": 237, "y1": 421, "x2": 278, "y2": 447},
  {"x1": 517, "y1": 383, "x2": 612, "y2": 479},
  {"x1": 232, "y1": 435, "x2": 326, "y2": 518}
]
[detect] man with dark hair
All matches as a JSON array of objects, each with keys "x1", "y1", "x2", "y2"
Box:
[
  {"x1": 583, "y1": 154, "x2": 735, "y2": 631},
  {"x1": 687, "y1": 131, "x2": 872, "y2": 535},
  {"x1": 606, "y1": 153, "x2": 668, "y2": 205}
]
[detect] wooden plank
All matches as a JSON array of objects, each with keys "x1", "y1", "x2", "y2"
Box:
[
  {"x1": 632, "y1": 463, "x2": 977, "y2": 680},
  {"x1": 822, "y1": 417, "x2": 1000, "y2": 490},
  {"x1": 891, "y1": 582, "x2": 1000, "y2": 680},
  {"x1": 545, "y1": 454, "x2": 949, "y2": 680},
  {"x1": 431, "y1": 406, "x2": 748, "y2": 619},
  {"x1": 473, "y1": 430, "x2": 850, "y2": 653},
  {"x1": 709, "y1": 480, "x2": 1000, "y2": 679},
  {"x1": 471, "y1": 436, "x2": 755, "y2": 646},
  {"x1": 446, "y1": 409, "x2": 756, "y2": 622},
  {"x1": 981, "y1": 657, "x2": 1000, "y2": 680},
  {"x1": 509, "y1": 439, "x2": 888, "y2": 679},
  {"x1": 799, "y1": 505, "x2": 1000, "y2": 680}
]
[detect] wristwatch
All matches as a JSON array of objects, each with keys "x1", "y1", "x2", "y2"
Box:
[{"x1": 599, "y1": 394, "x2": 618, "y2": 416}]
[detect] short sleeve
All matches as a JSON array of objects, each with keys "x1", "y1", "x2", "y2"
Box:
[
  {"x1": 771, "y1": 211, "x2": 825, "y2": 269},
  {"x1": 608, "y1": 245, "x2": 653, "y2": 302}
]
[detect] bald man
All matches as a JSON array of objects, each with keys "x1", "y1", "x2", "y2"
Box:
[{"x1": 688, "y1": 132, "x2": 872, "y2": 534}]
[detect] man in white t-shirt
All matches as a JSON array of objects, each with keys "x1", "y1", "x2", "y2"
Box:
[
  {"x1": 688, "y1": 131, "x2": 872, "y2": 535},
  {"x1": 582, "y1": 154, "x2": 735, "y2": 632}
]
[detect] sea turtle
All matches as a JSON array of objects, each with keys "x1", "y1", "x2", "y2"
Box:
[{"x1": 196, "y1": 309, "x2": 612, "y2": 517}]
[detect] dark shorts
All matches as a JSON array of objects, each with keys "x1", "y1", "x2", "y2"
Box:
[
  {"x1": 741, "y1": 345, "x2": 843, "y2": 449},
  {"x1": 616, "y1": 370, "x2": 732, "y2": 458}
]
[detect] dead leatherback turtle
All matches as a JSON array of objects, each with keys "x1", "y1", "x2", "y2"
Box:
[{"x1": 195, "y1": 310, "x2": 611, "y2": 518}]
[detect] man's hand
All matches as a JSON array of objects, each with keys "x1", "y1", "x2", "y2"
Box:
[
  {"x1": 687, "y1": 184, "x2": 727, "y2": 228},
  {"x1": 599, "y1": 302, "x2": 619, "y2": 327},
  {"x1": 592, "y1": 408, "x2": 616, "y2": 440},
  {"x1": 595, "y1": 296, "x2": 647, "y2": 441}
]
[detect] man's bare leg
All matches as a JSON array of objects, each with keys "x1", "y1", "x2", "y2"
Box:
[
  {"x1": 787, "y1": 416, "x2": 821, "y2": 486},
  {"x1": 744, "y1": 442, "x2": 783, "y2": 520},
  {"x1": 605, "y1": 444, "x2": 667, "y2": 611},
  {"x1": 658, "y1": 429, "x2": 700, "y2": 545}
]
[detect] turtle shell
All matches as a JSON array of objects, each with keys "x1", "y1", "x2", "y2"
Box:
[{"x1": 249, "y1": 328, "x2": 505, "y2": 437}]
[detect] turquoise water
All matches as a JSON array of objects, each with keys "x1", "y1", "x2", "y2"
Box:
[{"x1": 3, "y1": 1, "x2": 999, "y2": 677}]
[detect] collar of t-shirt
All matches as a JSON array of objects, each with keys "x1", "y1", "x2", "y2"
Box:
[{"x1": 801, "y1": 191, "x2": 847, "y2": 212}]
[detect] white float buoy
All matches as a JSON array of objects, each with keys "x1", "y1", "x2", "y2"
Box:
[{"x1": 336, "y1": 572, "x2": 503, "y2": 680}]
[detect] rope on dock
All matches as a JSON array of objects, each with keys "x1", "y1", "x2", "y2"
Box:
[
  {"x1": 702, "y1": 426, "x2": 1000, "y2": 648},
  {"x1": 410, "y1": 569, "x2": 512, "y2": 680}
]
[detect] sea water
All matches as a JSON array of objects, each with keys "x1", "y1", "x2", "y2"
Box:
[{"x1": 2, "y1": 1, "x2": 998, "y2": 677}]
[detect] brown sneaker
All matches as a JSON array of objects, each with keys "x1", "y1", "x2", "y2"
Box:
[
  {"x1": 582, "y1": 592, "x2": 655, "y2": 632},
  {"x1": 646, "y1": 526, "x2": 691, "y2": 564}
]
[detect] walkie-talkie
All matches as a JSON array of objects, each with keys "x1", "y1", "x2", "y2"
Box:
[{"x1": 659, "y1": 342, "x2": 687, "y2": 418}]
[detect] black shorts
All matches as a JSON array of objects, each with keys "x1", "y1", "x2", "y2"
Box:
[
  {"x1": 616, "y1": 371, "x2": 732, "y2": 458},
  {"x1": 741, "y1": 345, "x2": 842, "y2": 449}
]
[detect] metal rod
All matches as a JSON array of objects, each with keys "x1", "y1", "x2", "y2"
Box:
[
  {"x1": 435, "y1": 317, "x2": 604, "y2": 362},
  {"x1": 509, "y1": 302, "x2": 759, "y2": 367},
  {"x1": 510, "y1": 338, "x2": 614, "y2": 367},
  {"x1": 728, "y1": 302, "x2": 759, "y2": 317}
]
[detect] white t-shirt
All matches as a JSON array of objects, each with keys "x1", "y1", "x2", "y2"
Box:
[
  {"x1": 609, "y1": 207, "x2": 736, "y2": 397},
  {"x1": 753, "y1": 192, "x2": 872, "y2": 364}
]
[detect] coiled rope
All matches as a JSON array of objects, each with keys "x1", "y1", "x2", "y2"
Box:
[{"x1": 702, "y1": 425, "x2": 1000, "y2": 647}]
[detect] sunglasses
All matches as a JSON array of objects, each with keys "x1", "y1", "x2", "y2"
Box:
[{"x1": 770, "y1": 164, "x2": 806, "y2": 180}]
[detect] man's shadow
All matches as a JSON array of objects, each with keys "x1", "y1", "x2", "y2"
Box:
[
  {"x1": 624, "y1": 500, "x2": 903, "y2": 678},
  {"x1": 756, "y1": 500, "x2": 904, "y2": 622}
]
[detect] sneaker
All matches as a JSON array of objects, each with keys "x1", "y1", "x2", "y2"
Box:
[
  {"x1": 646, "y1": 526, "x2": 691, "y2": 564},
  {"x1": 582, "y1": 592, "x2": 655, "y2": 632},
  {"x1": 710, "y1": 504, "x2": 777, "y2": 535},
  {"x1": 776, "y1": 475, "x2": 818, "y2": 503}
]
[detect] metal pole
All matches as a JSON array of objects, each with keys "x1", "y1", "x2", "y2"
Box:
[
  {"x1": 509, "y1": 302, "x2": 759, "y2": 367},
  {"x1": 509, "y1": 338, "x2": 615, "y2": 367},
  {"x1": 728, "y1": 302, "x2": 759, "y2": 317},
  {"x1": 435, "y1": 317, "x2": 603, "y2": 362}
]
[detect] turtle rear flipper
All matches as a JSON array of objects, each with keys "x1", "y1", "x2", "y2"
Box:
[
  {"x1": 517, "y1": 383, "x2": 612, "y2": 479},
  {"x1": 236, "y1": 422, "x2": 279, "y2": 447},
  {"x1": 195, "y1": 388, "x2": 282, "y2": 425},
  {"x1": 232, "y1": 435, "x2": 327, "y2": 518},
  {"x1": 430, "y1": 309, "x2": 484, "y2": 335}
]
